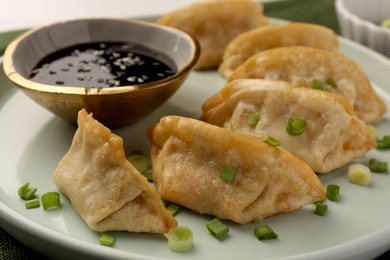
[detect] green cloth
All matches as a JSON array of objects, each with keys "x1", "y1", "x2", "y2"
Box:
[{"x1": 0, "y1": 0, "x2": 383, "y2": 259}]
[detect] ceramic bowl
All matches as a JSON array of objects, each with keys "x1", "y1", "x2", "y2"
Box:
[
  {"x1": 335, "y1": 0, "x2": 390, "y2": 57},
  {"x1": 2, "y1": 18, "x2": 199, "y2": 128}
]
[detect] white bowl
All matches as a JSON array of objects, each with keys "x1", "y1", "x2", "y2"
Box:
[{"x1": 335, "y1": 0, "x2": 390, "y2": 57}]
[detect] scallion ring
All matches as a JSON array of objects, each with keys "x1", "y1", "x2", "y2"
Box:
[
  {"x1": 168, "y1": 226, "x2": 193, "y2": 252},
  {"x1": 348, "y1": 164, "x2": 371, "y2": 185},
  {"x1": 18, "y1": 182, "x2": 37, "y2": 200},
  {"x1": 247, "y1": 113, "x2": 260, "y2": 127},
  {"x1": 325, "y1": 78, "x2": 337, "y2": 89},
  {"x1": 41, "y1": 191, "x2": 61, "y2": 210},
  {"x1": 369, "y1": 158, "x2": 388, "y2": 173},
  {"x1": 253, "y1": 225, "x2": 278, "y2": 240},
  {"x1": 24, "y1": 198, "x2": 40, "y2": 209},
  {"x1": 219, "y1": 167, "x2": 236, "y2": 182},
  {"x1": 311, "y1": 79, "x2": 324, "y2": 90},
  {"x1": 99, "y1": 234, "x2": 116, "y2": 247},
  {"x1": 314, "y1": 201, "x2": 328, "y2": 216},
  {"x1": 128, "y1": 154, "x2": 150, "y2": 172},
  {"x1": 286, "y1": 118, "x2": 307, "y2": 136},
  {"x1": 263, "y1": 136, "x2": 281, "y2": 146},
  {"x1": 326, "y1": 184, "x2": 340, "y2": 201},
  {"x1": 206, "y1": 218, "x2": 229, "y2": 239}
]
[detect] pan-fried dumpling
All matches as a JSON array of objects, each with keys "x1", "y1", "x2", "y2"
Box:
[
  {"x1": 53, "y1": 109, "x2": 177, "y2": 233},
  {"x1": 201, "y1": 79, "x2": 377, "y2": 173},
  {"x1": 148, "y1": 116, "x2": 325, "y2": 224},
  {"x1": 219, "y1": 23, "x2": 339, "y2": 78},
  {"x1": 228, "y1": 46, "x2": 387, "y2": 124},
  {"x1": 156, "y1": 0, "x2": 268, "y2": 70}
]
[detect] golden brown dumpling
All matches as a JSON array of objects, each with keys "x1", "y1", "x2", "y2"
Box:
[
  {"x1": 53, "y1": 109, "x2": 177, "y2": 233},
  {"x1": 228, "y1": 46, "x2": 387, "y2": 124},
  {"x1": 156, "y1": 0, "x2": 267, "y2": 70},
  {"x1": 201, "y1": 79, "x2": 377, "y2": 173},
  {"x1": 219, "y1": 22, "x2": 339, "y2": 78},
  {"x1": 148, "y1": 115, "x2": 325, "y2": 224}
]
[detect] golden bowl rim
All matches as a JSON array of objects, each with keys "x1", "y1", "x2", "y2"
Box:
[{"x1": 2, "y1": 17, "x2": 200, "y2": 96}]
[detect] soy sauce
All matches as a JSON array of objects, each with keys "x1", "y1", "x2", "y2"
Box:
[{"x1": 29, "y1": 42, "x2": 177, "y2": 88}]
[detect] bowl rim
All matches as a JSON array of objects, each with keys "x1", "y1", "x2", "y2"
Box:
[
  {"x1": 335, "y1": 0, "x2": 390, "y2": 34},
  {"x1": 2, "y1": 17, "x2": 200, "y2": 96}
]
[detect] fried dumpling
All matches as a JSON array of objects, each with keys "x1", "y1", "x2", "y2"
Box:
[
  {"x1": 53, "y1": 109, "x2": 177, "y2": 233},
  {"x1": 156, "y1": 0, "x2": 267, "y2": 70},
  {"x1": 201, "y1": 79, "x2": 377, "y2": 173},
  {"x1": 219, "y1": 22, "x2": 339, "y2": 78},
  {"x1": 228, "y1": 46, "x2": 387, "y2": 124},
  {"x1": 148, "y1": 115, "x2": 325, "y2": 224}
]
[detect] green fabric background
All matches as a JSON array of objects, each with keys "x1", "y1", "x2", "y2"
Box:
[{"x1": 0, "y1": 0, "x2": 387, "y2": 259}]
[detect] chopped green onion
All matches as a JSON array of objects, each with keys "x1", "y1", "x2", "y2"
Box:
[
  {"x1": 325, "y1": 78, "x2": 337, "y2": 89},
  {"x1": 348, "y1": 164, "x2": 371, "y2": 185},
  {"x1": 247, "y1": 113, "x2": 260, "y2": 127},
  {"x1": 18, "y1": 182, "x2": 37, "y2": 200},
  {"x1": 161, "y1": 199, "x2": 168, "y2": 208},
  {"x1": 376, "y1": 135, "x2": 390, "y2": 149},
  {"x1": 381, "y1": 17, "x2": 390, "y2": 28},
  {"x1": 168, "y1": 226, "x2": 193, "y2": 252},
  {"x1": 141, "y1": 170, "x2": 153, "y2": 182},
  {"x1": 286, "y1": 118, "x2": 307, "y2": 136},
  {"x1": 311, "y1": 79, "x2": 324, "y2": 90},
  {"x1": 206, "y1": 218, "x2": 229, "y2": 239},
  {"x1": 369, "y1": 158, "x2": 388, "y2": 173},
  {"x1": 314, "y1": 202, "x2": 328, "y2": 216},
  {"x1": 24, "y1": 198, "x2": 40, "y2": 209},
  {"x1": 167, "y1": 203, "x2": 181, "y2": 216},
  {"x1": 128, "y1": 154, "x2": 150, "y2": 172},
  {"x1": 366, "y1": 125, "x2": 379, "y2": 139},
  {"x1": 99, "y1": 234, "x2": 116, "y2": 246},
  {"x1": 41, "y1": 192, "x2": 61, "y2": 210},
  {"x1": 219, "y1": 167, "x2": 236, "y2": 181},
  {"x1": 263, "y1": 136, "x2": 281, "y2": 146},
  {"x1": 253, "y1": 225, "x2": 278, "y2": 240},
  {"x1": 326, "y1": 184, "x2": 340, "y2": 201}
]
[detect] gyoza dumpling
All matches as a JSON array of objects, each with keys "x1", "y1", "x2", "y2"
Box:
[
  {"x1": 201, "y1": 79, "x2": 377, "y2": 173},
  {"x1": 53, "y1": 109, "x2": 177, "y2": 233},
  {"x1": 147, "y1": 116, "x2": 325, "y2": 224},
  {"x1": 219, "y1": 22, "x2": 339, "y2": 78},
  {"x1": 228, "y1": 46, "x2": 387, "y2": 124},
  {"x1": 156, "y1": 0, "x2": 268, "y2": 70}
]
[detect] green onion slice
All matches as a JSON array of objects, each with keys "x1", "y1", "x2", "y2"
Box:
[
  {"x1": 99, "y1": 234, "x2": 116, "y2": 247},
  {"x1": 41, "y1": 192, "x2": 61, "y2": 210},
  {"x1": 206, "y1": 218, "x2": 229, "y2": 239},
  {"x1": 24, "y1": 198, "x2": 40, "y2": 209},
  {"x1": 128, "y1": 154, "x2": 150, "y2": 172},
  {"x1": 381, "y1": 17, "x2": 390, "y2": 28},
  {"x1": 253, "y1": 225, "x2": 278, "y2": 240},
  {"x1": 369, "y1": 158, "x2": 388, "y2": 173},
  {"x1": 326, "y1": 184, "x2": 340, "y2": 202},
  {"x1": 311, "y1": 79, "x2": 324, "y2": 90},
  {"x1": 286, "y1": 118, "x2": 307, "y2": 136},
  {"x1": 376, "y1": 135, "x2": 390, "y2": 149},
  {"x1": 141, "y1": 170, "x2": 153, "y2": 182},
  {"x1": 219, "y1": 167, "x2": 236, "y2": 181},
  {"x1": 348, "y1": 164, "x2": 371, "y2": 185},
  {"x1": 325, "y1": 78, "x2": 337, "y2": 89},
  {"x1": 167, "y1": 203, "x2": 181, "y2": 216},
  {"x1": 168, "y1": 226, "x2": 193, "y2": 252},
  {"x1": 263, "y1": 136, "x2": 281, "y2": 146},
  {"x1": 18, "y1": 182, "x2": 37, "y2": 200},
  {"x1": 247, "y1": 113, "x2": 260, "y2": 127},
  {"x1": 314, "y1": 202, "x2": 328, "y2": 216}
]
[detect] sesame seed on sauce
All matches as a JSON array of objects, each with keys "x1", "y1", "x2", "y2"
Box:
[{"x1": 29, "y1": 42, "x2": 177, "y2": 88}]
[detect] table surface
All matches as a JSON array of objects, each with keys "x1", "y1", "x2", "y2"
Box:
[{"x1": 0, "y1": 0, "x2": 389, "y2": 259}]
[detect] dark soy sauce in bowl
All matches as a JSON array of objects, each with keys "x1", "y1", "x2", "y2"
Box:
[{"x1": 29, "y1": 42, "x2": 177, "y2": 88}]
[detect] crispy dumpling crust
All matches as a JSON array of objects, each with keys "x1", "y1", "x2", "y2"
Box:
[
  {"x1": 148, "y1": 116, "x2": 325, "y2": 224},
  {"x1": 219, "y1": 22, "x2": 339, "y2": 78},
  {"x1": 228, "y1": 46, "x2": 387, "y2": 124},
  {"x1": 53, "y1": 109, "x2": 177, "y2": 233},
  {"x1": 156, "y1": 0, "x2": 267, "y2": 70},
  {"x1": 201, "y1": 79, "x2": 377, "y2": 173}
]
